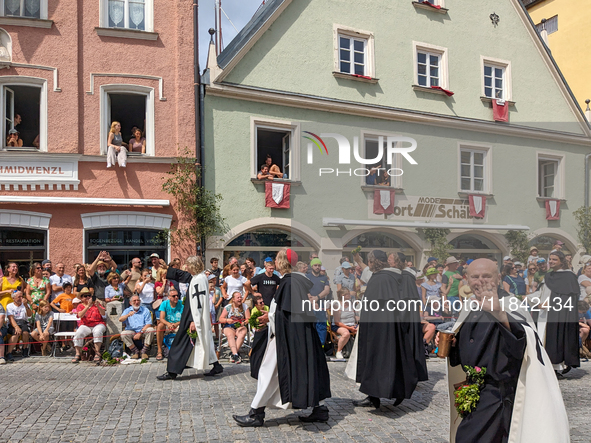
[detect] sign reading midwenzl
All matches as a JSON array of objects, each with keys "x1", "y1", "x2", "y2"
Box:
[
  {"x1": 384, "y1": 195, "x2": 484, "y2": 222},
  {"x1": 0, "y1": 158, "x2": 79, "y2": 190}
]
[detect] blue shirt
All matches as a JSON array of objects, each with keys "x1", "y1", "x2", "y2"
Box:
[
  {"x1": 503, "y1": 275, "x2": 526, "y2": 296},
  {"x1": 306, "y1": 272, "x2": 330, "y2": 297},
  {"x1": 159, "y1": 299, "x2": 183, "y2": 323},
  {"x1": 122, "y1": 305, "x2": 152, "y2": 332}
]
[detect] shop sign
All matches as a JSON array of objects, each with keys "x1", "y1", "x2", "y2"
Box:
[
  {"x1": 0, "y1": 157, "x2": 80, "y2": 190},
  {"x1": 382, "y1": 195, "x2": 485, "y2": 222}
]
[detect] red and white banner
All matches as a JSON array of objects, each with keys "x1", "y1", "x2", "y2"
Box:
[
  {"x1": 373, "y1": 189, "x2": 395, "y2": 214},
  {"x1": 265, "y1": 181, "x2": 290, "y2": 208},
  {"x1": 545, "y1": 199, "x2": 560, "y2": 220},
  {"x1": 468, "y1": 195, "x2": 486, "y2": 218},
  {"x1": 493, "y1": 99, "x2": 509, "y2": 122}
]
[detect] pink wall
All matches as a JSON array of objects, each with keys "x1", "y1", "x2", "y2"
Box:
[{"x1": 0, "y1": 0, "x2": 197, "y2": 264}]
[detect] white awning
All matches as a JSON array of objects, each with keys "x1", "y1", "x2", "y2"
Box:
[{"x1": 323, "y1": 218, "x2": 529, "y2": 231}]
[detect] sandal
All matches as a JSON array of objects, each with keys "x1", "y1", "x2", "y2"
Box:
[
  {"x1": 72, "y1": 356, "x2": 81, "y2": 364},
  {"x1": 93, "y1": 355, "x2": 101, "y2": 362},
  {"x1": 156, "y1": 353, "x2": 163, "y2": 361}
]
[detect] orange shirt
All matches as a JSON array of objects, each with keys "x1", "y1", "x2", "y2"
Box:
[{"x1": 52, "y1": 292, "x2": 74, "y2": 313}]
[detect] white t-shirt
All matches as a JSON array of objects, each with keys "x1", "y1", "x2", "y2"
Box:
[
  {"x1": 7, "y1": 302, "x2": 27, "y2": 320},
  {"x1": 138, "y1": 282, "x2": 155, "y2": 304},
  {"x1": 578, "y1": 275, "x2": 591, "y2": 300},
  {"x1": 49, "y1": 274, "x2": 73, "y2": 300},
  {"x1": 224, "y1": 275, "x2": 247, "y2": 300}
]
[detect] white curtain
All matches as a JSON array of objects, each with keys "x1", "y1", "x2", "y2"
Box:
[
  {"x1": 25, "y1": 0, "x2": 40, "y2": 18},
  {"x1": 5, "y1": 0, "x2": 19, "y2": 16},
  {"x1": 109, "y1": 0, "x2": 124, "y2": 27},
  {"x1": 129, "y1": 0, "x2": 145, "y2": 30}
]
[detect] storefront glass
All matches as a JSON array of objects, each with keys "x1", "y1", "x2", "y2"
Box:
[
  {"x1": 224, "y1": 229, "x2": 314, "y2": 265},
  {"x1": 449, "y1": 234, "x2": 501, "y2": 262},
  {"x1": 85, "y1": 229, "x2": 167, "y2": 270},
  {"x1": 0, "y1": 228, "x2": 46, "y2": 276},
  {"x1": 344, "y1": 232, "x2": 416, "y2": 264}
]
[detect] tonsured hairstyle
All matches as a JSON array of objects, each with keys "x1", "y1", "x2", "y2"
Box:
[
  {"x1": 549, "y1": 250, "x2": 568, "y2": 270},
  {"x1": 367, "y1": 251, "x2": 388, "y2": 273},
  {"x1": 185, "y1": 255, "x2": 204, "y2": 275}
]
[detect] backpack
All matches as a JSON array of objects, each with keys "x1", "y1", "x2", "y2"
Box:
[{"x1": 108, "y1": 339, "x2": 124, "y2": 358}]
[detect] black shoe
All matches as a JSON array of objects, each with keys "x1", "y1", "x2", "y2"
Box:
[
  {"x1": 156, "y1": 372, "x2": 177, "y2": 381},
  {"x1": 393, "y1": 398, "x2": 403, "y2": 406},
  {"x1": 562, "y1": 366, "x2": 572, "y2": 375},
  {"x1": 299, "y1": 405, "x2": 329, "y2": 423},
  {"x1": 6, "y1": 353, "x2": 14, "y2": 362},
  {"x1": 235, "y1": 354, "x2": 242, "y2": 364},
  {"x1": 204, "y1": 362, "x2": 224, "y2": 376},
  {"x1": 353, "y1": 396, "x2": 380, "y2": 409},
  {"x1": 555, "y1": 370, "x2": 564, "y2": 380},
  {"x1": 233, "y1": 408, "x2": 265, "y2": 427},
  {"x1": 21, "y1": 348, "x2": 29, "y2": 358}
]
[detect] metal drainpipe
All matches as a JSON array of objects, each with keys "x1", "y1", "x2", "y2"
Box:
[{"x1": 193, "y1": 0, "x2": 204, "y2": 255}]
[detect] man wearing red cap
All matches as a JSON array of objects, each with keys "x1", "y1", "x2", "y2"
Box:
[{"x1": 233, "y1": 248, "x2": 331, "y2": 426}]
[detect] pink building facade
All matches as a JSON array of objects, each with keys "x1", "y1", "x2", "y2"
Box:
[{"x1": 0, "y1": 0, "x2": 197, "y2": 272}]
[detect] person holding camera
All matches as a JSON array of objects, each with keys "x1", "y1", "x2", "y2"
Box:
[
  {"x1": 88, "y1": 251, "x2": 118, "y2": 300},
  {"x1": 72, "y1": 287, "x2": 106, "y2": 363},
  {"x1": 135, "y1": 269, "x2": 156, "y2": 318}
]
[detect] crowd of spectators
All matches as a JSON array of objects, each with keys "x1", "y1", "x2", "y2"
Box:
[{"x1": 2, "y1": 240, "x2": 591, "y2": 365}]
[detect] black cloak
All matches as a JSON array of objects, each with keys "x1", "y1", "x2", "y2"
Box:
[
  {"x1": 249, "y1": 328, "x2": 268, "y2": 379},
  {"x1": 356, "y1": 268, "x2": 420, "y2": 400},
  {"x1": 543, "y1": 270, "x2": 580, "y2": 368},
  {"x1": 449, "y1": 296, "x2": 527, "y2": 443},
  {"x1": 401, "y1": 269, "x2": 428, "y2": 382},
  {"x1": 274, "y1": 272, "x2": 331, "y2": 409},
  {"x1": 164, "y1": 268, "x2": 198, "y2": 375}
]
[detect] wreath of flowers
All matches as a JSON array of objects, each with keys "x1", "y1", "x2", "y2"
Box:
[
  {"x1": 454, "y1": 365, "x2": 487, "y2": 418},
  {"x1": 248, "y1": 309, "x2": 264, "y2": 330},
  {"x1": 187, "y1": 328, "x2": 199, "y2": 346}
]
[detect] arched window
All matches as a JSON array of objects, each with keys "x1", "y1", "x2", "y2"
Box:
[
  {"x1": 225, "y1": 229, "x2": 313, "y2": 265},
  {"x1": 344, "y1": 231, "x2": 416, "y2": 264},
  {"x1": 448, "y1": 234, "x2": 501, "y2": 261},
  {"x1": 529, "y1": 235, "x2": 570, "y2": 256}
]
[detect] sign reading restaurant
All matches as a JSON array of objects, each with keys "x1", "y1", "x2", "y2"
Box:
[
  {"x1": 0, "y1": 157, "x2": 80, "y2": 190},
  {"x1": 384, "y1": 195, "x2": 484, "y2": 222}
]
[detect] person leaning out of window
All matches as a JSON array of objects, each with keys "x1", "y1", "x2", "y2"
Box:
[
  {"x1": 6, "y1": 129, "x2": 22, "y2": 147},
  {"x1": 128, "y1": 127, "x2": 146, "y2": 154},
  {"x1": 106, "y1": 121, "x2": 127, "y2": 168}
]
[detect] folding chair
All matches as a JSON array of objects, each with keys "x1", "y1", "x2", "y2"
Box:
[{"x1": 52, "y1": 312, "x2": 78, "y2": 358}]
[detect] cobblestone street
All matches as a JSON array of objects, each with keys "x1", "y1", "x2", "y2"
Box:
[{"x1": 1, "y1": 357, "x2": 590, "y2": 443}]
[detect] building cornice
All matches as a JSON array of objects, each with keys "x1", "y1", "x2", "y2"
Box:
[{"x1": 207, "y1": 82, "x2": 591, "y2": 147}]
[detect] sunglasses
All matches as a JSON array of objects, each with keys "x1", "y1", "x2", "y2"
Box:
[
  {"x1": 170, "y1": 294, "x2": 179, "y2": 297},
  {"x1": 81, "y1": 295, "x2": 91, "y2": 298}
]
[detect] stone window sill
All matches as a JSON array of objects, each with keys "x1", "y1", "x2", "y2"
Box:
[
  {"x1": 413, "y1": 85, "x2": 453, "y2": 96},
  {"x1": 95, "y1": 27, "x2": 159, "y2": 41},
  {"x1": 361, "y1": 185, "x2": 403, "y2": 192},
  {"x1": 480, "y1": 96, "x2": 516, "y2": 106},
  {"x1": 457, "y1": 192, "x2": 494, "y2": 198},
  {"x1": 536, "y1": 197, "x2": 566, "y2": 202},
  {"x1": 333, "y1": 72, "x2": 379, "y2": 84},
  {"x1": 0, "y1": 16, "x2": 52, "y2": 28},
  {"x1": 412, "y1": 2, "x2": 448, "y2": 14},
  {"x1": 251, "y1": 178, "x2": 301, "y2": 186}
]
